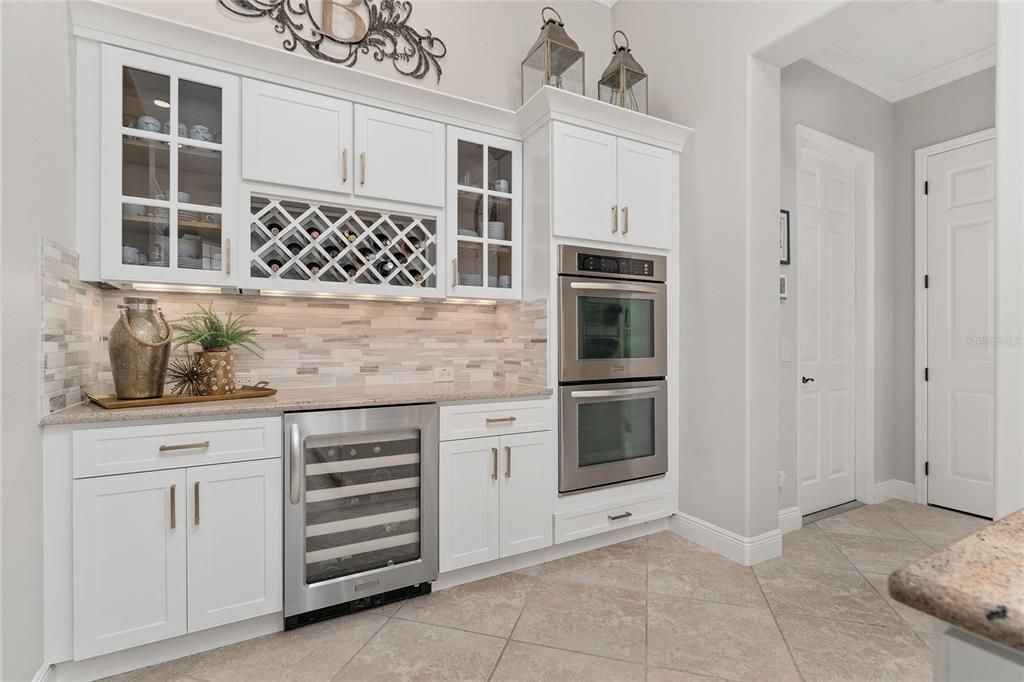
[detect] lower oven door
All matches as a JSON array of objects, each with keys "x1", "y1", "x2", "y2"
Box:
[
  {"x1": 559, "y1": 379, "x2": 668, "y2": 493},
  {"x1": 284, "y1": 404, "x2": 438, "y2": 619}
]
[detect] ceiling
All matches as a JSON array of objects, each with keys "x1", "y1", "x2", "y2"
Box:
[{"x1": 806, "y1": 1, "x2": 996, "y2": 102}]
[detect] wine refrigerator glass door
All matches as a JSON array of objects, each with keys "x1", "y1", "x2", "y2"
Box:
[{"x1": 284, "y1": 405, "x2": 438, "y2": 619}]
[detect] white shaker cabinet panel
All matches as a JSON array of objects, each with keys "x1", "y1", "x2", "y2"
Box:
[
  {"x1": 354, "y1": 105, "x2": 445, "y2": 207},
  {"x1": 552, "y1": 122, "x2": 618, "y2": 243},
  {"x1": 439, "y1": 437, "x2": 501, "y2": 572},
  {"x1": 499, "y1": 430, "x2": 554, "y2": 558},
  {"x1": 616, "y1": 138, "x2": 675, "y2": 250},
  {"x1": 242, "y1": 80, "x2": 353, "y2": 193},
  {"x1": 73, "y1": 469, "x2": 187, "y2": 660}
]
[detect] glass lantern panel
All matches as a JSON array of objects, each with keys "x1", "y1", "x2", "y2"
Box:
[
  {"x1": 548, "y1": 43, "x2": 584, "y2": 93},
  {"x1": 625, "y1": 70, "x2": 648, "y2": 114},
  {"x1": 522, "y1": 45, "x2": 547, "y2": 103},
  {"x1": 457, "y1": 140, "x2": 484, "y2": 188}
]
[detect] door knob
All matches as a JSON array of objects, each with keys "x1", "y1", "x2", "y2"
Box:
[{"x1": 801, "y1": 376, "x2": 815, "y2": 384}]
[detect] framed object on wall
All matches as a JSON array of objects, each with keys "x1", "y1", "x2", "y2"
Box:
[{"x1": 779, "y1": 209, "x2": 791, "y2": 265}]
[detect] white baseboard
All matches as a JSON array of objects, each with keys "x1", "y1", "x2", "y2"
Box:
[
  {"x1": 669, "y1": 512, "x2": 782, "y2": 566},
  {"x1": 778, "y1": 506, "x2": 803, "y2": 534},
  {"x1": 874, "y1": 479, "x2": 917, "y2": 503},
  {"x1": 33, "y1": 662, "x2": 55, "y2": 682}
]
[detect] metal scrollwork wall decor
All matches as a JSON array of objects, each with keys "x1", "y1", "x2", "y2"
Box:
[{"x1": 218, "y1": 0, "x2": 447, "y2": 82}]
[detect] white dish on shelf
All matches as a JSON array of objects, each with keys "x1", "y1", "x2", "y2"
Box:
[
  {"x1": 498, "y1": 275, "x2": 512, "y2": 288},
  {"x1": 460, "y1": 274, "x2": 483, "y2": 286},
  {"x1": 487, "y1": 222, "x2": 506, "y2": 240},
  {"x1": 458, "y1": 229, "x2": 479, "y2": 238}
]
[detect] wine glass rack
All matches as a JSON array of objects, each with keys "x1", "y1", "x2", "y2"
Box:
[{"x1": 249, "y1": 195, "x2": 438, "y2": 291}]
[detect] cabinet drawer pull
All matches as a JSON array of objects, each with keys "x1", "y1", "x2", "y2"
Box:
[
  {"x1": 225, "y1": 239, "x2": 232, "y2": 275},
  {"x1": 159, "y1": 441, "x2": 210, "y2": 453},
  {"x1": 360, "y1": 152, "x2": 366, "y2": 185},
  {"x1": 611, "y1": 204, "x2": 619, "y2": 233},
  {"x1": 622, "y1": 206, "x2": 629, "y2": 235},
  {"x1": 486, "y1": 416, "x2": 517, "y2": 425},
  {"x1": 194, "y1": 481, "x2": 200, "y2": 526},
  {"x1": 170, "y1": 484, "x2": 177, "y2": 529},
  {"x1": 505, "y1": 446, "x2": 512, "y2": 479},
  {"x1": 452, "y1": 258, "x2": 457, "y2": 288},
  {"x1": 491, "y1": 447, "x2": 498, "y2": 481},
  {"x1": 342, "y1": 148, "x2": 349, "y2": 183},
  {"x1": 608, "y1": 511, "x2": 633, "y2": 521}
]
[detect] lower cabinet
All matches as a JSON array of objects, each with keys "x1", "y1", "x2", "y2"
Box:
[
  {"x1": 73, "y1": 458, "x2": 281, "y2": 660},
  {"x1": 439, "y1": 430, "x2": 553, "y2": 573}
]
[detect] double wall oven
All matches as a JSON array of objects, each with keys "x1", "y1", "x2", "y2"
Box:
[{"x1": 558, "y1": 245, "x2": 669, "y2": 493}]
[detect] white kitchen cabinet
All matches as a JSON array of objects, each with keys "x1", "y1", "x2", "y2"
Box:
[
  {"x1": 439, "y1": 437, "x2": 501, "y2": 572},
  {"x1": 73, "y1": 469, "x2": 188, "y2": 660},
  {"x1": 446, "y1": 127, "x2": 522, "y2": 300},
  {"x1": 100, "y1": 45, "x2": 240, "y2": 284},
  {"x1": 354, "y1": 105, "x2": 445, "y2": 207},
  {"x1": 551, "y1": 122, "x2": 675, "y2": 250},
  {"x1": 498, "y1": 430, "x2": 554, "y2": 557},
  {"x1": 242, "y1": 80, "x2": 353, "y2": 194},
  {"x1": 186, "y1": 459, "x2": 282, "y2": 632}
]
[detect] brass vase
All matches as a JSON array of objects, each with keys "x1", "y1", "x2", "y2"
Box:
[
  {"x1": 196, "y1": 348, "x2": 236, "y2": 395},
  {"x1": 108, "y1": 297, "x2": 172, "y2": 399}
]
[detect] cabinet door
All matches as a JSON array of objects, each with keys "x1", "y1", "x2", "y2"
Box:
[
  {"x1": 552, "y1": 122, "x2": 618, "y2": 243},
  {"x1": 439, "y1": 437, "x2": 500, "y2": 572},
  {"x1": 242, "y1": 80, "x2": 353, "y2": 194},
  {"x1": 354, "y1": 105, "x2": 445, "y2": 207},
  {"x1": 499, "y1": 431, "x2": 554, "y2": 558},
  {"x1": 74, "y1": 469, "x2": 187, "y2": 660},
  {"x1": 187, "y1": 460, "x2": 282, "y2": 632},
  {"x1": 616, "y1": 138, "x2": 675, "y2": 250},
  {"x1": 101, "y1": 46, "x2": 239, "y2": 284}
]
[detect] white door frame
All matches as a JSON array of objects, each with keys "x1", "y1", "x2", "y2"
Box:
[
  {"x1": 794, "y1": 125, "x2": 876, "y2": 510},
  {"x1": 913, "y1": 127, "x2": 997, "y2": 506}
]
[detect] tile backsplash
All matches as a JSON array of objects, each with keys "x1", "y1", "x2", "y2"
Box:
[{"x1": 40, "y1": 240, "x2": 548, "y2": 415}]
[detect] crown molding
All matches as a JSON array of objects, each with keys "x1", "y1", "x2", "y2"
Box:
[
  {"x1": 591, "y1": 0, "x2": 622, "y2": 7},
  {"x1": 807, "y1": 43, "x2": 996, "y2": 103}
]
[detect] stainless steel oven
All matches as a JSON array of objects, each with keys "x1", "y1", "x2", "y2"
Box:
[
  {"x1": 559, "y1": 379, "x2": 668, "y2": 493},
  {"x1": 284, "y1": 404, "x2": 438, "y2": 628},
  {"x1": 558, "y1": 245, "x2": 667, "y2": 383}
]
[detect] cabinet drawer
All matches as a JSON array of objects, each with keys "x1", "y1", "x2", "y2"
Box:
[
  {"x1": 73, "y1": 417, "x2": 282, "y2": 478},
  {"x1": 439, "y1": 399, "x2": 552, "y2": 441},
  {"x1": 554, "y1": 490, "x2": 670, "y2": 544}
]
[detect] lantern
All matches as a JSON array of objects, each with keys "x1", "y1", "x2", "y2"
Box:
[
  {"x1": 598, "y1": 31, "x2": 648, "y2": 114},
  {"x1": 521, "y1": 7, "x2": 585, "y2": 104}
]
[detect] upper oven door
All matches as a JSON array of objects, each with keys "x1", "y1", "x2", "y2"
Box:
[{"x1": 559, "y1": 276, "x2": 667, "y2": 383}]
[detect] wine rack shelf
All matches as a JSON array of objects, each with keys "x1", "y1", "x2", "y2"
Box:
[{"x1": 248, "y1": 195, "x2": 439, "y2": 292}]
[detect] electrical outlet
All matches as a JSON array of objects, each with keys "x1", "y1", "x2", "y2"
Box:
[
  {"x1": 236, "y1": 372, "x2": 259, "y2": 387},
  {"x1": 433, "y1": 367, "x2": 455, "y2": 383}
]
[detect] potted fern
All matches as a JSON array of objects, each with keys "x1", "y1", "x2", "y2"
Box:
[{"x1": 172, "y1": 304, "x2": 263, "y2": 395}]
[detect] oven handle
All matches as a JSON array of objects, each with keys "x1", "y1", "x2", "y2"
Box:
[
  {"x1": 569, "y1": 386, "x2": 662, "y2": 399},
  {"x1": 569, "y1": 281, "x2": 663, "y2": 294}
]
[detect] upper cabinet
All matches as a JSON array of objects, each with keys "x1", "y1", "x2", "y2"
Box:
[
  {"x1": 242, "y1": 80, "x2": 353, "y2": 194},
  {"x1": 446, "y1": 128, "x2": 522, "y2": 300},
  {"x1": 353, "y1": 105, "x2": 446, "y2": 207},
  {"x1": 101, "y1": 46, "x2": 239, "y2": 284},
  {"x1": 551, "y1": 122, "x2": 676, "y2": 251}
]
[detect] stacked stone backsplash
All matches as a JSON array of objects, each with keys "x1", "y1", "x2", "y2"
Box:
[{"x1": 40, "y1": 240, "x2": 547, "y2": 415}]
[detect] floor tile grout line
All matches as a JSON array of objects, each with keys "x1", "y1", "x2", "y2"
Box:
[
  {"x1": 329, "y1": 609, "x2": 392, "y2": 680},
  {"x1": 487, "y1": 567, "x2": 543, "y2": 681},
  {"x1": 501, "y1": 637, "x2": 648, "y2": 669},
  {"x1": 752, "y1": 560, "x2": 807, "y2": 682}
]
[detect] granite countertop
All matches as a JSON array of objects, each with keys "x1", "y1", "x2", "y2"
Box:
[
  {"x1": 889, "y1": 508, "x2": 1024, "y2": 650},
  {"x1": 40, "y1": 381, "x2": 553, "y2": 426}
]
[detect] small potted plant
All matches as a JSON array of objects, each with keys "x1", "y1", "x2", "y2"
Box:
[{"x1": 172, "y1": 304, "x2": 263, "y2": 395}]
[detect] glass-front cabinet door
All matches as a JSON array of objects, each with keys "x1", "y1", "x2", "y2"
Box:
[
  {"x1": 101, "y1": 46, "x2": 239, "y2": 283},
  {"x1": 446, "y1": 128, "x2": 522, "y2": 300}
]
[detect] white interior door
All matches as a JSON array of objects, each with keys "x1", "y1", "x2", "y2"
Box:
[
  {"x1": 925, "y1": 138, "x2": 996, "y2": 518},
  {"x1": 797, "y1": 145, "x2": 857, "y2": 515}
]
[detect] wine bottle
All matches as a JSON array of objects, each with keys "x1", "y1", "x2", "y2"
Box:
[
  {"x1": 341, "y1": 228, "x2": 358, "y2": 243},
  {"x1": 306, "y1": 261, "x2": 322, "y2": 276},
  {"x1": 357, "y1": 246, "x2": 377, "y2": 262},
  {"x1": 375, "y1": 258, "x2": 397, "y2": 276},
  {"x1": 408, "y1": 268, "x2": 424, "y2": 283},
  {"x1": 326, "y1": 246, "x2": 341, "y2": 259},
  {"x1": 267, "y1": 259, "x2": 283, "y2": 273},
  {"x1": 268, "y1": 223, "x2": 282, "y2": 237},
  {"x1": 287, "y1": 243, "x2": 302, "y2": 256},
  {"x1": 342, "y1": 263, "x2": 358, "y2": 278},
  {"x1": 306, "y1": 226, "x2": 322, "y2": 240}
]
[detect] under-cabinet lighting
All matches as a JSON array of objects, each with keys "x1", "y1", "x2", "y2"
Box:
[
  {"x1": 153, "y1": 98, "x2": 171, "y2": 109},
  {"x1": 445, "y1": 298, "x2": 498, "y2": 306},
  {"x1": 258, "y1": 290, "x2": 423, "y2": 303},
  {"x1": 130, "y1": 282, "x2": 224, "y2": 295}
]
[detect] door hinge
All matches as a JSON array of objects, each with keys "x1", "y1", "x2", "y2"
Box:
[
  {"x1": 924, "y1": 180, "x2": 929, "y2": 195},
  {"x1": 924, "y1": 274, "x2": 929, "y2": 289},
  {"x1": 925, "y1": 461, "x2": 929, "y2": 476},
  {"x1": 925, "y1": 367, "x2": 929, "y2": 381}
]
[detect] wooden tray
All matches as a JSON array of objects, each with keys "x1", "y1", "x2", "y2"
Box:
[{"x1": 86, "y1": 386, "x2": 277, "y2": 410}]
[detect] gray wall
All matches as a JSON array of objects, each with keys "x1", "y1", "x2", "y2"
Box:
[
  {"x1": 891, "y1": 68, "x2": 996, "y2": 482},
  {"x1": 779, "y1": 60, "x2": 894, "y2": 510}
]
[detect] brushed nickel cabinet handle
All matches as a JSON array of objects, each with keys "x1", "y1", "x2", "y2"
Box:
[
  {"x1": 608, "y1": 511, "x2": 633, "y2": 521},
  {"x1": 622, "y1": 206, "x2": 629, "y2": 235},
  {"x1": 611, "y1": 205, "x2": 618, "y2": 233},
  {"x1": 505, "y1": 446, "x2": 511, "y2": 479},
  {"x1": 290, "y1": 423, "x2": 302, "y2": 505},
  {"x1": 452, "y1": 258, "x2": 458, "y2": 288},
  {"x1": 486, "y1": 416, "x2": 517, "y2": 425},
  {"x1": 159, "y1": 441, "x2": 210, "y2": 453},
  {"x1": 226, "y1": 239, "x2": 232, "y2": 275},
  {"x1": 170, "y1": 484, "x2": 177, "y2": 529},
  {"x1": 491, "y1": 447, "x2": 498, "y2": 481},
  {"x1": 342, "y1": 148, "x2": 349, "y2": 184},
  {"x1": 194, "y1": 481, "x2": 200, "y2": 526},
  {"x1": 360, "y1": 152, "x2": 366, "y2": 185}
]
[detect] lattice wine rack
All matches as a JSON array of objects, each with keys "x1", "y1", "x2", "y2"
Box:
[{"x1": 249, "y1": 195, "x2": 438, "y2": 290}]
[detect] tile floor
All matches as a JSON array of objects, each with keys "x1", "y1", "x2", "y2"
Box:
[{"x1": 109, "y1": 499, "x2": 988, "y2": 682}]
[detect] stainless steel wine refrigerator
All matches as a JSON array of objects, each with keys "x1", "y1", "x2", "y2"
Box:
[{"x1": 283, "y1": 404, "x2": 439, "y2": 628}]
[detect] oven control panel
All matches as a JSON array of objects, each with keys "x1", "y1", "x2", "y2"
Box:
[{"x1": 577, "y1": 253, "x2": 655, "y2": 278}]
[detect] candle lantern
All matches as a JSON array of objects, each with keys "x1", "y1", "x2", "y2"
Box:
[
  {"x1": 521, "y1": 7, "x2": 585, "y2": 104},
  {"x1": 598, "y1": 31, "x2": 648, "y2": 113}
]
